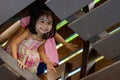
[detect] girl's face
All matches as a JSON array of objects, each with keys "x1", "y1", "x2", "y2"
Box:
[{"x1": 35, "y1": 15, "x2": 53, "y2": 34}]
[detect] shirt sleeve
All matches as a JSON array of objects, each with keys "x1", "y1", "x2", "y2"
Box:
[{"x1": 20, "y1": 16, "x2": 30, "y2": 28}]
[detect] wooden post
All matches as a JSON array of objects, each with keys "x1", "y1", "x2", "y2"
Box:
[{"x1": 80, "y1": 41, "x2": 90, "y2": 79}]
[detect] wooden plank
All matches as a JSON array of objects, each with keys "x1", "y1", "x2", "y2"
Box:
[
  {"x1": 46, "y1": 0, "x2": 92, "y2": 20},
  {"x1": 92, "y1": 31, "x2": 120, "y2": 60},
  {"x1": 69, "y1": 0, "x2": 120, "y2": 41},
  {"x1": 0, "y1": 0, "x2": 35, "y2": 25},
  {"x1": 0, "y1": 65, "x2": 20, "y2": 80},
  {"x1": 81, "y1": 60, "x2": 120, "y2": 80}
]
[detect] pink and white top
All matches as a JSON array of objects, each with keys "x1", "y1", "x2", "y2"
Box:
[
  {"x1": 6, "y1": 34, "x2": 43, "y2": 73},
  {"x1": 18, "y1": 34, "x2": 43, "y2": 73}
]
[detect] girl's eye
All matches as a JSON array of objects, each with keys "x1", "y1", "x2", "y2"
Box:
[
  {"x1": 40, "y1": 20, "x2": 45, "y2": 23},
  {"x1": 47, "y1": 22, "x2": 52, "y2": 25}
]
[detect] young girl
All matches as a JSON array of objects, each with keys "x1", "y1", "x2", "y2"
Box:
[
  {"x1": 1, "y1": 1, "x2": 78, "y2": 79},
  {"x1": 2, "y1": 16, "x2": 78, "y2": 80},
  {"x1": 6, "y1": 10, "x2": 57, "y2": 79}
]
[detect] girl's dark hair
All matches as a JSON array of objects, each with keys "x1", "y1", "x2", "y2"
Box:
[
  {"x1": 27, "y1": 10, "x2": 56, "y2": 40},
  {"x1": 28, "y1": 0, "x2": 49, "y2": 16}
]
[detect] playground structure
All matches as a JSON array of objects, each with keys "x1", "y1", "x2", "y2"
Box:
[{"x1": 0, "y1": 0, "x2": 120, "y2": 80}]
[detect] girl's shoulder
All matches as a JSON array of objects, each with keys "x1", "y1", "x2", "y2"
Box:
[
  {"x1": 19, "y1": 28, "x2": 30, "y2": 40},
  {"x1": 20, "y1": 16, "x2": 30, "y2": 28}
]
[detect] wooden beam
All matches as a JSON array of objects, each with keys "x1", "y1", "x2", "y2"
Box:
[{"x1": 80, "y1": 41, "x2": 90, "y2": 79}]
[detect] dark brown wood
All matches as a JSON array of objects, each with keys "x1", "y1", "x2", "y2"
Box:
[
  {"x1": 66, "y1": 63, "x2": 73, "y2": 80},
  {"x1": 87, "y1": 49, "x2": 97, "y2": 75},
  {"x1": 61, "y1": 63, "x2": 73, "y2": 80},
  {"x1": 80, "y1": 41, "x2": 90, "y2": 79}
]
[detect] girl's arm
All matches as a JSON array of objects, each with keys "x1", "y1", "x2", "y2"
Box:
[
  {"x1": 10, "y1": 28, "x2": 29, "y2": 69},
  {"x1": 54, "y1": 33, "x2": 78, "y2": 52},
  {"x1": 38, "y1": 44, "x2": 56, "y2": 72},
  {"x1": 10, "y1": 29, "x2": 29, "y2": 59},
  {"x1": 0, "y1": 20, "x2": 21, "y2": 43},
  {"x1": 54, "y1": 33, "x2": 67, "y2": 46}
]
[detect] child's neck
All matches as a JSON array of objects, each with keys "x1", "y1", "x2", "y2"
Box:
[{"x1": 32, "y1": 34, "x2": 44, "y2": 41}]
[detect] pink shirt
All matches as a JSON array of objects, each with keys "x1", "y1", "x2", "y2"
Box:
[
  {"x1": 20, "y1": 16, "x2": 30, "y2": 28},
  {"x1": 20, "y1": 16, "x2": 59, "y2": 64}
]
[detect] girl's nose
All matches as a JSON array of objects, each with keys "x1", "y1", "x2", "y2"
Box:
[{"x1": 43, "y1": 23, "x2": 48, "y2": 28}]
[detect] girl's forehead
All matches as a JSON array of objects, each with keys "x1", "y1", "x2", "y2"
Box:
[{"x1": 39, "y1": 15, "x2": 53, "y2": 21}]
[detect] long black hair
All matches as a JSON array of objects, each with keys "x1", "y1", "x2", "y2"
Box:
[
  {"x1": 27, "y1": 10, "x2": 56, "y2": 40},
  {"x1": 28, "y1": 0, "x2": 49, "y2": 16}
]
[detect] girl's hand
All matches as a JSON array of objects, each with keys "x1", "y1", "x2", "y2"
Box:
[
  {"x1": 46, "y1": 61, "x2": 56, "y2": 72},
  {"x1": 17, "y1": 60, "x2": 27, "y2": 70},
  {"x1": 65, "y1": 43, "x2": 78, "y2": 52}
]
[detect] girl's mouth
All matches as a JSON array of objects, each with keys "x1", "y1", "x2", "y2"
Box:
[{"x1": 40, "y1": 28, "x2": 48, "y2": 32}]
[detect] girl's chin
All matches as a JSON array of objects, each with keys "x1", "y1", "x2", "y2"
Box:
[{"x1": 40, "y1": 30, "x2": 50, "y2": 34}]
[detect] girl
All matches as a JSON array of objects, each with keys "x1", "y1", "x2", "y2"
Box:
[
  {"x1": 2, "y1": 1, "x2": 78, "y2": 79},
  {"x1": 7, "y1": 10, "x2": 57, "y2": 79},
  {"x1": 3, "y1": 16, "x2": 78, "y2": 80}
]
